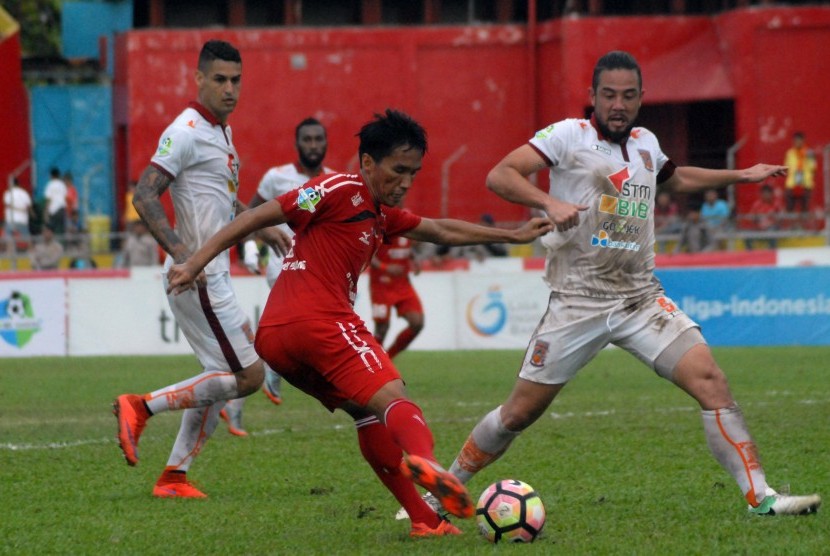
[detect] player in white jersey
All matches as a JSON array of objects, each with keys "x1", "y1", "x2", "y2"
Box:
[
  {"x1": 112, "y1": 40, "x2": 289, "y2": 498},
  {"x1": 221, "y1": 117, "x2": 335, "y2": 435},
  {"x1": 444, "y1": 51, "x2": 820, "y2": 517}
]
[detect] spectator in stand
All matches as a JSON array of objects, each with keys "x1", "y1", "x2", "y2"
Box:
[
  {"x1": 43, "y1": 167, "x2": 67, "y2": 237},
  {"x1": 745, "y1": 183, "x2": 785, "y2": 250},
  {"x1": 783, "y1": 131, "x2": 817, "y2": 227},
  {"x1": 63, "y1": 172, "x2": 80, "y2": 235},
  {"x1": 29, "y1": 225, "x2": 64, "y2": 270},
  {"x1": 122, "y1": 219, "x2": 160, "y2": 267},
  {"x1": 700, "y1": 189, "x2": 731, "y2": 249},
  {"x1": 3, "y1": 178, "x2": 35, "y2": 255},
  {"x1": 654, "y1": 190, "x2": 682, "y2": 253},
  {"x1": 674, "y1": 205, "x2": 715, "y2": 254}
]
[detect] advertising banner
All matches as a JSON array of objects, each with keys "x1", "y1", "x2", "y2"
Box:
[
  {"x1": 0, "y1": 279, "x2": 67, "y2": 357},
  {"x1": 656, "y1": 266, "x2": 830, "y2": 346},
  {"x1": 454, "y1": 273, "x2": 548, "y2": 349}
]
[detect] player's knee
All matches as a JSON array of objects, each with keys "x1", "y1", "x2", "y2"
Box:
[
  {"x1": 236, "y1": 360, "x2": 265, "y2": 396},
  {"x1": 499, "y1": 404, "x2": 538, "y2": 433}
]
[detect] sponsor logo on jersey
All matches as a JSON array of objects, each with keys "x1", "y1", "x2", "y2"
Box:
[
  {"x1": 282, "y1": 260, "x2": 307, "y2": 271},
  {"x1": 529, "y1": 339, "x2": 549, "y2": 367},
  {"x1": 227, "y1": 153, "x2": 239, "y2": 193},
  {"x1": 351, "y1": 193, "x2": 363, "y2": 207},
  {"x1": 638, "y1": 149, "x2": 654, "y2": 172},
  {"x1": 592, "y1": 144, "x2": 612, "y2": 155},
  {"x1": 534, "y1": 124, "x2": 555, "y2": 140},
  {"x1": 590, "y1": 230, "x2": 641, "y2": 251},
  {"x1": 607, "y1": 167, "x2": 630, "y2": 192},
  {"x1": 157, "y1": 137, "x2": 173, "y2": 156},
  {"x1": 297, "y1": 187, "x2": 321, "y2": 212},
  {"x1": 601, "y1": 220, "x2": 641, "y2": 235},
  {"x1": 359, "y1": 231, "x2": 372, "y2": 245},
  {"x1": 598, "y1": 194, "x2": 649, "y2": 220}
]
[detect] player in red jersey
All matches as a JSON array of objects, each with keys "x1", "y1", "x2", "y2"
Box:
[
  {"x1": 369, "y1": 230, "x2": 423, "y2": 358},
  {"x1": 166, "y1": 109, "x2": 552, "y2": 537}
]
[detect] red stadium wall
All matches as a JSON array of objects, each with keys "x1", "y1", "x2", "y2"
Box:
[
  {"x1": 0, "y1": 20, "x2": 32, "y2": 193},
  {"x1": 113, "y1": 6, "x2": 830, "y2": 225}
]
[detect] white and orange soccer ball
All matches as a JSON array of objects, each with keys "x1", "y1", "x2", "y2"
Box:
[{"x1": 475, "y1": 479, "x2": 546, "y2": 543}]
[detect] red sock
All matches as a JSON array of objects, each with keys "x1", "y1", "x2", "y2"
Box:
[
  {"x1": 356, "y1": 416, "x2": 439, "y2": 526},
  {"x1": 384, "y1": 399, "x2": 435, "y2": 461},
  {"x1": 386, "y1": 327, "x2": 419, "y2": 358}
]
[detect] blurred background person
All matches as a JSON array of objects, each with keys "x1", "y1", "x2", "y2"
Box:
[
  {"x1": 3, "y1": 178, "x2": 35, "y2": 255},
  {"x1": 121, "y1": 219, "x2": 160, "y2": 267},
  {"x1": 43, "y1": 167, "x2": 67, "y2": 238},
  {"x1": 745, "y1": 183, "x2": 785, "y2": 250},
  {"x1": 654, "y1": 190, "x2": 682, "y2": 253},
  {"x1": 674, "y1": 205, "x2": 715, "y2": 254},
  {"x1": 29, "y1": 225, "x2": 63, "y2": 270},
  {"x1": 369, "y1": 230, "x2": 423, "y2": 360},
  {"x1": 700, "y1": 189, "x2": 731, "y2": 249},
  {"x1": 783, "y1": 131, "x2": 816, "y2": 228}
]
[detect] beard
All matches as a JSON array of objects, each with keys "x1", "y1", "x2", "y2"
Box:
[
  {"x1": 299, "y1": 149, "x2": 326, "y2": 171},
  {"x1": 596, "y1": 117, "x2": 634, "y2": 144}
]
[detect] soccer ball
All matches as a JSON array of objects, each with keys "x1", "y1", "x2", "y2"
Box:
[{"x1": 476, "y1": 479, "x2": 546, "y2": 543}]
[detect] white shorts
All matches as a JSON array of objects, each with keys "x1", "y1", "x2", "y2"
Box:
[
  {"x1": 519, "y1": 285, "x2": 699, "y2": 385},
  {"x1": 163, "y1": 271, "x2": 259, "y2": 372}
]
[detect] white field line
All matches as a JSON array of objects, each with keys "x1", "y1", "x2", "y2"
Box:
[{"x1": 1, "y1": 397, "x2": 826, "y2": 452}]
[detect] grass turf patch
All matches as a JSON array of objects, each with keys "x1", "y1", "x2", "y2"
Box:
[{"x1": 0, "y1": 347, "x2": 826, "y2": 554}]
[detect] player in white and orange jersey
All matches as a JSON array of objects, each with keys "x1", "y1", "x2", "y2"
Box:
[
  {"x1": 445, "y1": 51, "x2": 820, "y2": 517},
  {"x1": 112, "y1": 39, "x2": 290, "y2": 498}
]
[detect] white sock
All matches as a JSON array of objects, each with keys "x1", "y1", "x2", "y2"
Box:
[
  {"x1": 701, "y1": 405, "x2": 769, "y2": 506},
  {"x1": 224, "y1": 396, "x2": 245, "y2": 415},
  {"x1": 165, "y1": 402, "x2": 224, "y2": 472},
  {"x1": 449, "y1": 406, "x2": 519, "y2": 483},
  {"x1": 145, "y1": 370, "x2": 239, "y2": 414}
]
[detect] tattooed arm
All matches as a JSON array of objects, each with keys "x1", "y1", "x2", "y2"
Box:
[{"x1": 132, "y1": 165, "x2": 191, "y2": 264}]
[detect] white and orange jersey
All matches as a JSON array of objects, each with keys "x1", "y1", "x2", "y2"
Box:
[
  {"x1": 257, "y1": 162, "x2": 336, "y2": 203},
  {"x1": 529, "y1": 117, "x2": 675, "y2": 298},
  {"x1": 256, "y1": 162, "x2": 335, "y2": 286},
  {"x1": 151, "y1": 101, "x2": 240, "y2": 275}
]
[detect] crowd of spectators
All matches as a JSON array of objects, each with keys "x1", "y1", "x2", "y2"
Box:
[{"x1": 0, "y1": 135, "x2": 826, "y2": 270}]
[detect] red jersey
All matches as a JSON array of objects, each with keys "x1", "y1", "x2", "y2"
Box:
[
  {"x1": 369, "y1": 235, "x2": 415, "y2": 291},
  {"x1": 259, "y1": 173, "x2": 421, "y2": 326}
]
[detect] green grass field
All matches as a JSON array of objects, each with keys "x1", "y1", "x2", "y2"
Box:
[{"x1": 1, "y1": 348, "x2": 827, "y2": 555}]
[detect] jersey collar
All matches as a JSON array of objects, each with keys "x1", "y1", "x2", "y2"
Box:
[{"x1": 188, "y1": 101, "x2": 224, "y2": 128}]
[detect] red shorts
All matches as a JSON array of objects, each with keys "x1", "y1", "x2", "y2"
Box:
[
  {"x1": 254, "y1": 317, "x2": 400, "y2": 411},
  {"x1": 370, "y1": 283, "x2": 423, "y2": 323}
]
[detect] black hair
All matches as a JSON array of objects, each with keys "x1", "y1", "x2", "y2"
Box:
[
  {"x1": 295, "y1": 117, "x2": 325, "y2": 141},
  {"x1": 592, "y1": 50, "x2": 642, "y2": 91},
  {"x1": 50, "y1": 167, "x2": 60, "y2": 178},
  {"x1": 357, "y1": 109, "x2": 427, "y2": 163},
  {"x1": 198, "y1": 40, "x2": 241, "y2": 72}
]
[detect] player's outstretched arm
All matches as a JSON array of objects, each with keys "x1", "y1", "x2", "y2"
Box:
[
  {"x1": 666, "y1": 164, "x2": 787, "y2": 193},
  {"x1": 406, "y1": 216, "x2": 552, "y2": 247},
  {"x1": 167, "y1": 200, "x2": 287, "y2": 295}
]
